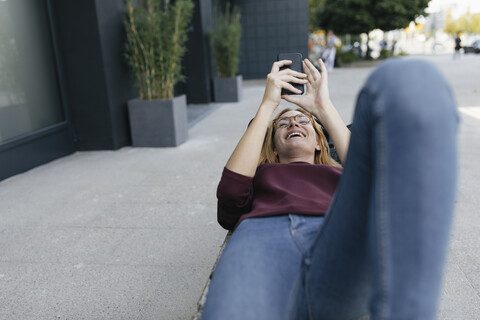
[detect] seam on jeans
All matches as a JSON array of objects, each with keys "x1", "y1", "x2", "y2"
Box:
[
  {"x1": 299, "y1": 168, "x2": 345, "y2": 319},
  {"x1": 304, "y1": 270, "x2": 315, "y2": 320},
  {"x1": 289, "y1": 214, "x2": 316, "y2": 320},
  {"x1": 375, "y1": 91, "x2": 391, "y2": 319},
  {"x1": 289, "y1": 215, "x2": 307, "y2": 258}
]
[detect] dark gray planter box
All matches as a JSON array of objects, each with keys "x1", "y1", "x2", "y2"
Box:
[
  {"x1": 212, "y1": 75, "x2": 242, "y2": 102},
  {"x1": 127, "y1": 94, "x2": 188, "y2": 147}
]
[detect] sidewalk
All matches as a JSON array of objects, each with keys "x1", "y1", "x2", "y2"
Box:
[{"x1": 1, "y1": 54, "x2": 479, "y2": 319}]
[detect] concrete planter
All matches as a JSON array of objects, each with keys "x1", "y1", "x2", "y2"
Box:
[
  {"x1": 127, "y1": 94, "x2": 188, "y2": 147},
  {"x1": 212, "y1": 75, "x2": 242, "y2": 102}
]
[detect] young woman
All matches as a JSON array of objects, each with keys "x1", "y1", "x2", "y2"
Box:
[{"x1": 202, "y1": 57, "x2": 458, "y2": 320}]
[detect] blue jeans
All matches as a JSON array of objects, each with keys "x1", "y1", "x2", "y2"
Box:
[
  {"x1": 202, "y1": 214, "x2": 324, "y2": 319},
  {"x1": 202, "y1": 58, "x2": 459, "y2": 320}
]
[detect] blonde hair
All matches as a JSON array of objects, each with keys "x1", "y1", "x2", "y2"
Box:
[{"x1": 258, "y1": 108, "x2": 342, "y2": 168}]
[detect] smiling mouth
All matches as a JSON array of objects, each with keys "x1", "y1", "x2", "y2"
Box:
[{"x1": 287, "y1": 132, "x2": 305, "y2": 139}]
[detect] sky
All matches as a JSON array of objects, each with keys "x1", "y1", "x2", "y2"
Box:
[{"x1": 427, "y1": 0, "x2": 480, "y2": 17}]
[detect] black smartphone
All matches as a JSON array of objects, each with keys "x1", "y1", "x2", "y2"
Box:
[{"x1": 277, "y1": 52, "x2": 304, "y2": 95}]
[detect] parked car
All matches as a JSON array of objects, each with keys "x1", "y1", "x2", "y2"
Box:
[{"x1": 464, "y1": 40, "x2": 480, "y2": 54}]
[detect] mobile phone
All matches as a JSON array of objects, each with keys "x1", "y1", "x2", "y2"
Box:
[{"x1": 277, "y1": 52, "x2": 304, "y2": 95}]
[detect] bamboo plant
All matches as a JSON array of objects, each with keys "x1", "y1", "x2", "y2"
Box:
[
  {"x1": 210, "y1": 2, "x2": 242, "y2": 78},
  {"x1": 124, "y1": 0, "x2": 194, "y2": 100}
]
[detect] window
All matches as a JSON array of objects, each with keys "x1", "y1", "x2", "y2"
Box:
[{"x1": 0, "y1": 0, "x2": 64, "y2": 143}]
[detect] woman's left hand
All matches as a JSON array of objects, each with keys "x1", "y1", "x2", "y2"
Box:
[
  {"x1": 284, "y1": 58, "x2": 351, "y2": 165},
  {"x1": 283, "y1": 58, "x2": 333, "y2": 117}
]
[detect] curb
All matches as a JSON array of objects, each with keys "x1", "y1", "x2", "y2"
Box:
[{"x1": 192, "y1": 232, "x2": 232, "y2": 320}]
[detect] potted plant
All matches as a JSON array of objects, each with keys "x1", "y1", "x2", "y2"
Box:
[
  {"x1": 210, "y1": 2, "x2": 242, "y2": 103},
  {"x1": 124, "y1": 0, "x2": 194, "y2": 147}
]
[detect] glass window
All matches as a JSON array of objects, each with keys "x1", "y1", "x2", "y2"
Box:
[{"x1": 0, "y1": 0, "x2": 64, "y2": 143}]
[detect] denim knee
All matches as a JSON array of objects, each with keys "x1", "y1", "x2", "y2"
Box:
[{"x1": 361, "y1": 58, "x2": 458, "y2": 130}]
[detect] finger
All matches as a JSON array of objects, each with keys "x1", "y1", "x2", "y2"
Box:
[
  {"x1": 271, "y1": 60, "x2": 292, "y2": 72},
  {"x1": 303, "y1": 60, "x2": 315, "y2": 84},
  {"x1": 279, "y1": 75, "x2": 308, "y2": 85},
  {"x1": 304, "y1": 58, "x2": 321, "y2": 81},
  {"x1": 282, "y1": 93, "x2": 300, "y2": 103},
  {"x1": 317, "y1": 58, "x2": 328, "y2": 81},
  {"x1": 278, "y1": 68, "x2": 307, "y2": 79},
  {"x1": 283, "y1": 83, "x2": 303, "y2": 95}
]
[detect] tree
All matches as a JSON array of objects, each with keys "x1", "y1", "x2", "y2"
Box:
[
  {"x1": 444, "y1": 10, "x2": 457, "y2": 34},
  {"x1": 374, "y1": 0, "x2": 429, "y2": 31},
  {"x1": 315, "y1": 0, "x2": 428, "y2": 58},
  {"x1": 444, "y1": 10, "x2": 480, "y2": 34},
  {"x1": 316, "y1": 0, "x2": 429, "y2": 34},
  {"x1": 457, "y1": 10, "x2": 480, "y2": 34},
  {"x1": 316, "y1": 0, "x2": 374, "y2": 35},
  {"x1": 308, "y1": 0, "x2": 326, "y2": 32}
]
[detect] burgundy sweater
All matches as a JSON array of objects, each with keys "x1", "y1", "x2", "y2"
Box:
[{"x1": 217, "y1": 162, "x2": 343, "y2": 230}]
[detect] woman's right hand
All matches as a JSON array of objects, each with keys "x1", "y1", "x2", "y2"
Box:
[
  {"x1": 260, "y1": 60, "x2": 308, "y2": 111},
  {"x1": 282, "y1": 58, "x2": 332, "y2": 118}
]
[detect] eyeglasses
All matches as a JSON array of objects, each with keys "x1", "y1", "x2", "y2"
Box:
[{"x1": 273, "y1": 114, "x2": 313, "y2": 129}]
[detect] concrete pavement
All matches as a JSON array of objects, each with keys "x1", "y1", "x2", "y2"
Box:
[{"x1": 0, "y1": 54, "x2": 479, "y2": 319}]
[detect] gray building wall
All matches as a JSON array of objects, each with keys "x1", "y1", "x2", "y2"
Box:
[
  {"x1": 234, "y1": 0, "x2": 309, "y2": 79},
  {"x1": 0, "y1": 0, "x2": 310, "y2": 180},
  {"x1": 183, "y1": 0, "x2": 214, "y2": 104}
]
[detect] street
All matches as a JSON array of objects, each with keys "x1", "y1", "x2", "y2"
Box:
[{"x1": 0, "y1": 53, "x2": 479, "y2": 319}]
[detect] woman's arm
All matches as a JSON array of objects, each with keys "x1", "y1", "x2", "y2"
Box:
[
  {"x1": 315, "y1": 99, "x2": 351, "y2": 165},
  {"x1": 225, "y1": 60, "x2": 308, "y2": 177},
  {"x1": 217, "y1": 167, "x2": 255, "y2": 230},
  {"x1": 283, "y1": 58, "x2": 350, "y2": 164}
]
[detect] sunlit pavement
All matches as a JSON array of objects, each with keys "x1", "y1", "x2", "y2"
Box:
[{"x1": 0, "y1": 53, "x2": 479, "y2": 319}]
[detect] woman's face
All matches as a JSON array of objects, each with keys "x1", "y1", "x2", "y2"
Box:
[{"x1": 273, "y1": 110, "x2": 320, "y2": 163}]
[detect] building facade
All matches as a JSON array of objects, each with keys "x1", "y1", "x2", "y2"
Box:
[
  {"x1": 235, "y1": 0, "x2": 309, "y2": 79},
  {"x1": 0, "y1": 0, "x2": 308, "y2": 181}
]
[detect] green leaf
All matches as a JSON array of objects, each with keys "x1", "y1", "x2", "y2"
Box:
[
  {"x1": 123, "y1": 0, "x2": 194, "y2": 100},
  {"x1": 210, "y1": 2, "x2": 242, "y2": 78}
]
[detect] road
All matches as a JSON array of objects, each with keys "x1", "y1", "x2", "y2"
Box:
[{"x1": 0, "y1": 53, "x2": 478, "y2": 319}]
